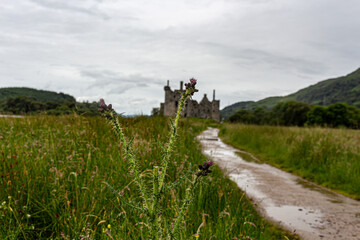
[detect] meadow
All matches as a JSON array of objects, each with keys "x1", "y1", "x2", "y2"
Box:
[
  {"x1": 219, "y1": 124, "x2": 360, "y2": 199},
  {"x1": 0, "y1": 115, "x2": 294, "y2": 239}
]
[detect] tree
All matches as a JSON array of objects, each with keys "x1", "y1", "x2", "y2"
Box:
[
  {"x1": 327, "y1": 103, "x2": 350, "y2": 127},
  {"x1": 4, "y1": 96, "x2": 45, "y2": 114},
  {"x1": 151, "y1": 108, "x2": 160, "y2": 116},
  {"x1": 306, "y1": 106, "x2": 327, "y2": 126},
  {"x1": 227, "y1": 109, "x2": 253, "y2": 123},
  {"x1": 271, "y1": 101, "x2": 311, "y2": 126},
  {"x1": 252, "y1": 107, "x2": 269, "y2": 125}
]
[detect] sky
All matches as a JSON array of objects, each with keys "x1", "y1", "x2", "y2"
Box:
[{"x1": 1, "y1": 0, "x2": 359, "y2": 115}]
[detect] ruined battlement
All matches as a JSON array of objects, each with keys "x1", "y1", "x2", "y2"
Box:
[{"x1": 159, "y1": 80, "x2": 220, "y2": 122}]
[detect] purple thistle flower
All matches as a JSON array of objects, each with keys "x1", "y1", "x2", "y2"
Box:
[
  {"x1": 185, "y1": 78, "x2": 199, "y2": 96},
  {"x1": 189, "y1": 78, "x2": 196, "y2": 85},
  {"x1": 99, "y1": 99, "x2": 106, "y2": 108},
  {"x1": 98, "y1": 99, "x2": 115, "y2": 117},
  {"x1": 197, "y1": 160, "x2": 214, "y2": 176}
]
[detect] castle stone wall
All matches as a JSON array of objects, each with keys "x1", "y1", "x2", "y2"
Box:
[{"x1": 160, "y1": 81, "x2": 220, "y2": 122}]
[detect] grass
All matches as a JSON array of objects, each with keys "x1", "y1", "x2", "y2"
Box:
[
  {"x1": 0, "y1": 115, "x2": 296, "y2": 239},
  {"x1": 219, "y1": 123, "x2": 360, "y2": 200}
]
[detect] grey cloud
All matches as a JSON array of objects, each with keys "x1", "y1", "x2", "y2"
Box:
[
  {"x1": 30, "y1": 0, "x2": 110, "y2": 20},
  {"x1": 80, "y1": 69, "x2": 163, "y2": 94},
  {"x1": 200, "y1": 41, "x2": 325, "y2": 75},
  {"x1": 80, "y1": 70, "x2": 163, "y2": 88},
  {"x1": 106, "y1": 85, "x2": 133, "y2": 95},
  {"x1": 136, "y1": 83, "x2": 149, "y2": 87},
  {"x1": 1, "y1": 0, "x2": 360, "y2": 115},
  {"x1": 230, "y1": 88, "x2": 291, "y2": 101}
]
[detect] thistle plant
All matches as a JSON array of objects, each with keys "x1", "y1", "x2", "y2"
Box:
[{"x1": 99, "y1": 78, "x2": 213, "y2": 239}]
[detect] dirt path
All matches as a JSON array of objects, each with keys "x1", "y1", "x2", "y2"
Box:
[{"x1": 198, "y1": 128, "x2": 360, "y2": 240}]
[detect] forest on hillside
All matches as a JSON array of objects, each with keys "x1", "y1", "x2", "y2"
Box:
[
  {"x1": 0, "y1": 87, "x2": 101, "y2": 116},
  {"x1": 0, "y1": 96, "x2": 101, "y2": 116},
  {"x1": 221, "y1": 68, "x2": 360, "y2": 120},
  {"x1": 227, "y1": 101, "x2": 360, "y2": 129}
]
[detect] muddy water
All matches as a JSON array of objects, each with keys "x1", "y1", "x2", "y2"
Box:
[{"x1": 198, "y1": 128, "x2": 360, "y2": 240}]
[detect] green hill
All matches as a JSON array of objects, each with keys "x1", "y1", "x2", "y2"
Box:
[
  {"x1": 0, "y1": 87, "x2": 76, "y2": 103},
  {"x1": 0, "y1": 87, "x2": 100, "y2": 116},
  {"x1": 221, "y1": 68, "x2": 360, "y2": 119}
]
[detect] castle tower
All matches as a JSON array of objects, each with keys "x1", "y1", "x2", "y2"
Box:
[{"x1": 159, "y1": 80, "x2": 220, "y2": 122}]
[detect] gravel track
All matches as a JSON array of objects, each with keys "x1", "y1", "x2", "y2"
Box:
[{"x1": 198, "y1": 128, "x2": 360, "y2": 240}]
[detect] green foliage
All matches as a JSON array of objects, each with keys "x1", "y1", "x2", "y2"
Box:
[
  {"x1": 0, "y1": 87, "x2": 101, "y2": 116},
  {"x1": 99, "y1": 86, "x2": 224, "y2": 239},
  {"x1": 3, "y1": 96, "x2": 46, "y2": 114},
  {"x1": 222, "y1": 68, "x2": 360, "y2": 119},
  {"x1": 228, "y1": 101, "x2": 312, "y2": 127},
  {"x1": 306, "y1": 103, "x2": 360, "y2": 128},
  {"x1": 0, "y1": 116, "x2": 296, "y2": 239},
  {"x1": 228, "y1": 100, "x2": 360, "y2": 129},
  {"x1": 75, "y1": 101, "x2": 103, "y2": 116},
  {"x1": 0, "y1": 87, "x2": 75, "y2": 103},
  {"x1": 271, "y1": 101, "x2": 311, "y2": 126},
  {"x1": 306, "y1": 106, "x2": 327, "y2": 126},
  {"x1": 0, "y1": 96, "x2": 101, "y2": 116},
  {"x1": 219, "y1": 124, "x2": 360, "y2": 199},
  {"x1": 151, "y1": 107, "x2": 161, "y2": 116},
  {"x1": 228, "y1": 109, "x2": 253, "y2": 124}
]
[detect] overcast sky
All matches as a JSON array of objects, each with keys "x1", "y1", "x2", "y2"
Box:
[{"x1": 1, "y1": 0, "x2": 359, "y2": 115}]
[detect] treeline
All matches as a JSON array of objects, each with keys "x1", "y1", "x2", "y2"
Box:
[
  {"x1": 0, "y1": 96, "x2": 101, "y2": 116},
  {"x1": 227, "y1": 101, "x2": 360, "y2": 129},
  {"x1": 0, "y1": 87, "x2": 75, "y2": 103}
]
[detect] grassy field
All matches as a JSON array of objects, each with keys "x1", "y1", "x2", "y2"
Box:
[
  {"x1": 219, "y1": 123, "x2": 360, "y2": 199},
  {"x1": 0, "y1": 115, "x2": 295, "y2": 239}
]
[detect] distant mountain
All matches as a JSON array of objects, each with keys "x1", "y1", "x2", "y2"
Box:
[
  {"x1": 221, "y1": 68, "x2": 360, "y2": 119},
  {"x1": 0, "y1": 87, "x2": 76, "y2": 103}
]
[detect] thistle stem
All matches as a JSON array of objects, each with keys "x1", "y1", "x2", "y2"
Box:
[
  {"x1": 109, "y1": 113, "x2": 152, "y2": 213},
  {"x1": 151, "y1": 166, "x2": 161, "y2": 240},
  {"x1": 171, "y1": 175, "x2": 199, "y2": 239},
  {"x1": 158, "y1": 89, "x2": 191, "y2": 193}
]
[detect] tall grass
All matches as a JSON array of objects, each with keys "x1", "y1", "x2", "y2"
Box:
[
  {"x1": 0, "y1": 116, "x2": 295, "y2": 239},
  {"x1": 219, "y1": 123, "x2": 360, "y2": 199}
]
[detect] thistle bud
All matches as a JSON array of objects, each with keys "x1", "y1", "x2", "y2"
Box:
[
  {"x1": 196, "y1": 161, "x2": 214, "y2": 177},
  {"x1": 98, "y1": 99, "x2": 115, "y2": 118},
  {"x1": 185, "y1": 78, "x2": 199, "y2": 96}
]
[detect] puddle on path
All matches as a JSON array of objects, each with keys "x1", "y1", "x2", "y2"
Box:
[
  {"x1": 296, "y1": 178, "x2": 345, "y2": 204},
  {"x1": 266, "y1": 205, "x2": 323, "y2": 233},
  {"x1": 296, "y1": 179, "x2": 338, "y2": 198},
  {"x1": 198, "y1": 128, "x2": 360, "y2": 240},
  {"x1": 228, "y1": 171, "x2": 268, "y2": 200},
  {"x1": 235, "y1": 151, "x2": 262, "y2": 164}
]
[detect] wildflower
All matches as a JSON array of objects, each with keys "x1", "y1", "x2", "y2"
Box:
[
  {"x1": 26, "y1": 214, "x2": 31, "y2": 218},
  {"x1": 98, "y1": 99, "x2": 113, "y2": 113},
  {"x1": 98, "y1": 99, "x2": 115, "y2": 118},
  {"x1": 184, "y1": 78, "x2": 199, "y2": 96},
  {"x1": 102, "y1": 224, "x2": 111, "y2": 233},
  {"x1": 196, "y1": 161, "x2": 214, "y2": 176}
]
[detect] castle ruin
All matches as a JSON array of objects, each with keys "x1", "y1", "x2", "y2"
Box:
[{"x1": 160, "y1": 80, "x2": 220, "y2": 122}]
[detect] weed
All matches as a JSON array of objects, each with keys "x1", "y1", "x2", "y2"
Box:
[{"x1": 100, "y1": 79, "x2": 216, "y2": 239}]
